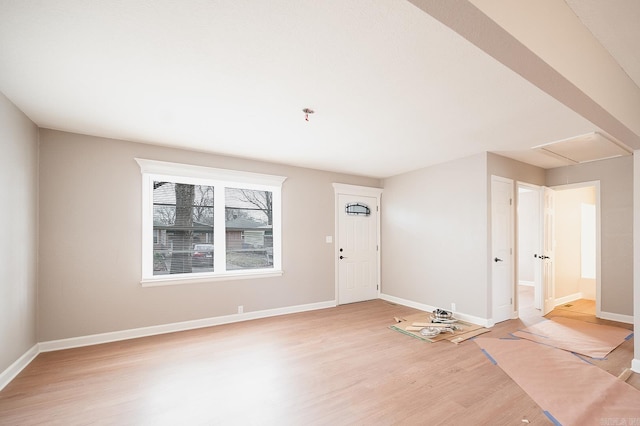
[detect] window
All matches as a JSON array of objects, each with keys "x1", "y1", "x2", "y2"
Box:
[{"x1": 136, "y1": 159, "x2": 286, "y2": 285}]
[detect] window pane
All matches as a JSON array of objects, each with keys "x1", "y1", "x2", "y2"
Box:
[
  {"x1": 153, "y1": 181, "x2": 214, "y2": 275},
  {"x1": 225, "y1": 188, "x2": 273, "y2": 270}
]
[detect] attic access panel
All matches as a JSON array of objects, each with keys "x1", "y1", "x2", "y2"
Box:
[{"x1": 536, "y1": 132, "x2": 631, "y2": 164}]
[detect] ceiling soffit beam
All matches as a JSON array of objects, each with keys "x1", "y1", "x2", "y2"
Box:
[{"x1": 407, "y1": 0, "x2": 640, "y2": 149}]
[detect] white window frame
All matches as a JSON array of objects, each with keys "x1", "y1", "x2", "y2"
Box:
[{"x1": 135, "y1": 158, "x2": 286, "y2": 286}]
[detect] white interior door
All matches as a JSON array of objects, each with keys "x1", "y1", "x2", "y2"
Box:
[
  {"x1": 491, "y1": 176, "x2": 515, "y2": 323},
  {"x1": 337, "y1": 194, "x2": 379, "y2": 304},
  {"x1": 516, "y1": 182, "x2": 543, "y2": 313},
  {"x1": 542, "y1": 187, "x2": 556, "y2": 315},
  {"x1": 528, "y1": 184, "x2": 543, "y2": 311}
]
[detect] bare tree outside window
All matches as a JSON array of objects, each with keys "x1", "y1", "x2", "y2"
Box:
[
  {"x1": 226, "y1": 189, "x2": 272, "y2": 225},
  {"x1": 153, "y1": 181, "x2": 214, "y2": 275},
  {"x1": 170, "y1": 183, "x2": 195, "y2": 274},
  {"x1": 193, "y1": 185, "x2": 214, "y2": 225},
  {"x1": 236, "y1": 189, "x2": 273, "y2": 225},
  {"x1": 225, "y1": 188, "x2": 274, "y2": 270}
]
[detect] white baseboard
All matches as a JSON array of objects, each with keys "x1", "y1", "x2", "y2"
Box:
[
  {"x1": 39, "y1": 300, "x2": 337, "y2": 352},
  {"x1": 597, "y1": 310, "x2": 634, "y2": 325},
  {"x1": 2, "y1": 301, "x2": 337, "y2": 389},
  {"x1": 632, "y1": 358, "x2": 640, "y2": 374},
  {"x1": 0, "y1": 344, "x2": 39, "y2": 391},
  {"x1": 552, "y1": 294, "x2": 633, "y2": 324},
  {"x1": 518, "y1": 281, "x2": 535, "y2": 287},
  {"x1": 554, "y1": 292, "x2": 583, "y2": 306},
  {"x1": 379, "y1": 293, "x2": 490, "y2": 327}
]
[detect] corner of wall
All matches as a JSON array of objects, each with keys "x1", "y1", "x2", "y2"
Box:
[
  {"x1": 0, "y1": 345, "x2": 39, "y2": 392},
  {"x1": 35, "y1": 126, "x2": 41, "y2": 343},
  {"x1": 634, "y1": 151, "x2": 640, "y2": 363}
]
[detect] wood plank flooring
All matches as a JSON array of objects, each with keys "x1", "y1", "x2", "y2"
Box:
[{"x1": 0, "y1": 299, "x2": 636, "y2": 425}]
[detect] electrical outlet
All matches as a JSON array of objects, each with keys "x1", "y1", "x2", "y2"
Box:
[
  {"x1": 238, "y1": 305, "x2": 244, "y2": 314},
  {"x1": 451, "y1": 303, "x2": 456, "y2": 312}
]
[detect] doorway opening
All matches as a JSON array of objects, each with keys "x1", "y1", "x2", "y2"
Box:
[
  {"x1": 516, "y1": 184, "x2": 542, "y2": 322},
  {"x1": 516, "y1": 182, "x2": 599, "y2": 322}
]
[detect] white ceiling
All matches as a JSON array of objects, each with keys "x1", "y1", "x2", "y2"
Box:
[{"x1": 0, "y1": 0, "x2": 638, "y2": 178}]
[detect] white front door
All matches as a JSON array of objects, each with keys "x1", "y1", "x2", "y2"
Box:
[
  {"x1": 542, "y1": 187, "x2": 556, "y2": 315},
  {"x1": 491, "y1": 176, "x2": 515, "y2": 323},
  {"x1": 337, "y1": 194, "x2": 379, "y2": 304}
]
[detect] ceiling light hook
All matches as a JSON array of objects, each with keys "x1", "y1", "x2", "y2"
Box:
[{"x1": 302, "y1": 108, "x2": 314, "y2": 122}]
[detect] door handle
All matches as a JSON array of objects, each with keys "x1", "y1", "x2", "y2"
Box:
[
  {"x1": 494, "y1": 257, "x2": 503, "y2": 262},
  {"x1": 340, "y1": 255, "x2": 347, "y2": 259}
]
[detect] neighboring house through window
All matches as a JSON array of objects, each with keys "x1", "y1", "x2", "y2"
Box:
[{"x1": 135, "y1": 158, "x2": 286, "y2": 285}]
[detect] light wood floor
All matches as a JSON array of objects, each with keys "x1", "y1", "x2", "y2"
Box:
[{"x1": 0, "y1": 299, "x2": 636, "y2": 425}]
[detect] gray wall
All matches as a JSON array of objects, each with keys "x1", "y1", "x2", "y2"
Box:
[
  {"x1": 487, "y1": 153, "x2": 546, "y2": 187},
  {"x1": 546, "y1": 156, "x2": 633, "y2": 316},
  {"x1": 380, "y1": 150, "x2": 635, "y2": 323},
  {"x1": 381, "y1": 153, "x2": 489, "y2": 319},
  {"x1": 38, "y1": 129, "x2": 379, "y2": 341},
  {"x1": 488, "y1": 153, "x2": 633, "y2": 317},
  {"x1": 0, "y1": 93, "x2": 39, "y2": 372}
]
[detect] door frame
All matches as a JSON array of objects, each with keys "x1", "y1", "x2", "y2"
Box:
[
  {"x1": 542, "y1": 186, "x2": 556, "y2": 315},
  {"x1": 514, "y1": 180, "x2": 601, "y2": 318},
  {"x1": 550, "y1": 180, "x2": 601, "y2": 317},
  {"x1": 332, "y1": 183, "x2": 383, "y2": 304}
]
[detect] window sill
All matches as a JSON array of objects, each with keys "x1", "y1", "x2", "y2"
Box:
[{"x1": 141, "y1": 269, "x2": 284, "y2": 287}]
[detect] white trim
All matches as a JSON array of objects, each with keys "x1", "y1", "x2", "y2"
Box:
[
  {"x1": 333, "y1": 184, "x2": 383, "y2": 304},
  {"x1": 141, "y1": 270, "x2": 284, "y2": 286},
  {"x1": 136, "y1": 158, "x2": 286, "y2": 284},
  {"x1": 379, "y1": 294, "x2": 491, "y2": 327},
  {"x1": 553, "y1": 294, "x2": 633, "y2": 324},
  {"x1": 632, "y1": 358, "x2": 640, "y2": 374},
  {"x1": 2, "y1": 301, "x2": 337, "y2": 389},
  {"x1": 332, "y1": 183, "x2": 383, "y2": 198},
  {"x1": 39, "y1": 300, "x2": 336, "y2": 352},
  {"x1": 135, "y1": 158, "x2": 287, "y2": 187},
  {"x1": 597, "y1": 311, "x2": 634, "y2": 325},
  {"x1": 0, "y1": 344, "x2": 39, "y2": 391},
  {"x1": 554, "y1": 292, "x2": 583, "y2": 306},
  {"x1": 518, "y1": 281, "x2": 535, "y2": 287}
]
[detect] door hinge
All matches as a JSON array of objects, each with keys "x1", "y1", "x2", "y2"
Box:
[
  {"x1": 510, "y1": 198, "x2": 513, "y2": 206},
  {"x1": 377, "y1": 245, "x2": 379, "y2": 251},
  {"x1": 377, "y1": 284, "x2": 379, "y2": 290},
  {"x1": 376, "y1": 205, "x2": 379, "y2": 212},
  {"x1": 510, "y1": 297, "x2": 513, "y2": 305}
]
